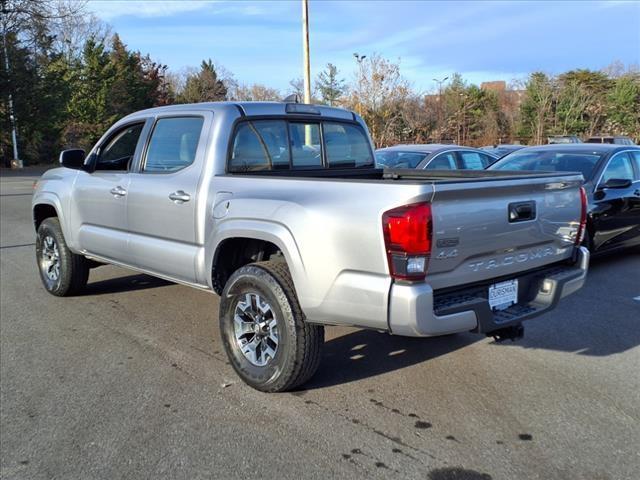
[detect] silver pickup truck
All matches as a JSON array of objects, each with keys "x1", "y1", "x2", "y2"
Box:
[{"x1": 33, "y1": 102, "x2": 589, "y2": 392}]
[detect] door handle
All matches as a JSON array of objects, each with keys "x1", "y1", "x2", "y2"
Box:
[
  {"x1": 634, "y1": 189, "x2": 640, "y2": 197},
  {"x1": 110, "y1": 186, "x2": 127, "y2": 197},
  {"x1": 169, "y1": 190, "x2": 191, "y2": 203}
]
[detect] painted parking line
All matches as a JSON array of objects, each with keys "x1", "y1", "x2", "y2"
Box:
[{"x1": 634, "y1": 296, "x2": 640, "y2": 302}]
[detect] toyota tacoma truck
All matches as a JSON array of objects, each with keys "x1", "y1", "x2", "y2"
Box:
[{"x1": 32, "y1": 102, "x2": 590, "y2": 392}]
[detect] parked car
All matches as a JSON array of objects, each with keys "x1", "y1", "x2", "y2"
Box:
[
  {"x1": 490, "y1": 144, "x2": 640, "y2": 253},
  {"x1": 548, "y1": 135, "x2": 582, "y2": 144},
  {"x1": 585, "y1": 135, "x2": 636, "y2": 145},
  {"x1": 33, "y1": 102, "x2": 589, "y2": 392},
  {"x1": 481, "y1": 144, "x2": 525, "y2": 159},
  {"x1": 376, "y1": 144, "x2": 498, "y2": 170}
]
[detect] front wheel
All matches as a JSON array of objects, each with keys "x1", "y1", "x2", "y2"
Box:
[
  {"x1": 36, "y1": 217, "x2": 89, "y2": 296},
  {"x1": 219, "y1": 261, "x2": 324, "y2": 392}
]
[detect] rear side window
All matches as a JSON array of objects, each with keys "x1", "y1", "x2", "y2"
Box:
[
  {"x1": 144, "y1": 117, "x2": 204, "y2": 173},
  {"x1": 459, "y1": 151, "x2": 493, "y2": 170},
  {"x1": 601, "y1": 153, "x2": 635, "y2": 183},
  {"x1": 229, "y1": 121, "x2": 289, "y2": 171},
  {"x1": 323, "y1": 122, "x2": 373, "y2": 168},
  {"x1": 426, "y1": 152, "x2": 456, "y2": 170},
  {"x1": 375, "y1": 151, "x2": 427, "y2": 169},
  {"x1": 228, "y1": 118, "x2": 374, "y2": 172}
]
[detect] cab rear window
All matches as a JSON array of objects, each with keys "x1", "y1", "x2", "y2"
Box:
[{"x1": 228, "y1": 119, "x2": 374, "y2": 172}]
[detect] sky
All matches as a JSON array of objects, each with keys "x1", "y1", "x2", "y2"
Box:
[{"x1": 87, "y1": 0, "x2": 640, "y2": 93}]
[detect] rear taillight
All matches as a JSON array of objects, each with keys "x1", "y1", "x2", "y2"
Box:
[
  {"x1": 382, "y1": 202, "x2": 432, "y2": 281},
  {"x1": 575, "y1": 186, "x2": 587, "y2": 245}
]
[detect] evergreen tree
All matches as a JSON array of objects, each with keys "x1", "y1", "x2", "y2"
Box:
[
  {"x1": 178, "y1": 59, "x2": 227, "y2": 103},
  {"x1": 316, "y1": 63, "x2": 344, "y2": 106}
]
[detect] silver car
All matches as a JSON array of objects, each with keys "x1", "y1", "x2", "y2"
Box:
[{"x1": 376, "y1": 144, "x2": 498, "y2": 170}]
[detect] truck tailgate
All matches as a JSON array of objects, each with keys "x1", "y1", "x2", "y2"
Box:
[{"x1": 427, "y1": 174, "x2": 583, "y2": 290}]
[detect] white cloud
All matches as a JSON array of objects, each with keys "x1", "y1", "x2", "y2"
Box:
[{"x1": 87, "y1": 0, "x2": 219, "y2": 21}]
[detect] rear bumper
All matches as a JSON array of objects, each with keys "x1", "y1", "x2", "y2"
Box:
[{"x1": 388, "y1": 246, "x2": 589, "y2": 337}]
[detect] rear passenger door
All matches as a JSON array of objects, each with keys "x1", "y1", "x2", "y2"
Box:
[{"x1": 125, "y1": 114, "x2": 210, "y2": 283}]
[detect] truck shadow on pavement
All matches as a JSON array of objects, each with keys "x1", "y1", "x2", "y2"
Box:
[
  {"x1": 83, "y1": 273, "x2": 172, "y2": 295},
  {"x1": 307, "y1": 329, "x2": 480, "y2": 390},
  {"x1": 495, "y1": 250, "x2": 640, "y2": 357}
]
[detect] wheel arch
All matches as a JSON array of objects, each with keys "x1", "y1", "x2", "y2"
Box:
[
  {"x1": 206, "y1": 220, "x2": 307, "y2": 299},
  {"x1": 32, "y1": 193, "x2": 78, "y2": 252},
  {"x1": 33, "y1": 203, "x2": 59, "y2": 230}
]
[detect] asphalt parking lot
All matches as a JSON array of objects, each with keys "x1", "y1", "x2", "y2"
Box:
[{"x1": 1, "y1": 169, "x2": 639, "y2": 480}]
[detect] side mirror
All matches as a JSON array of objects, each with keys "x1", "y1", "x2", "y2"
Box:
[
  {"x1": 599, "y1": 178, "x2": 632, "y2": 190},
  {"x1": 59, "y1": 149, "x2": 85, "y2": 170}
]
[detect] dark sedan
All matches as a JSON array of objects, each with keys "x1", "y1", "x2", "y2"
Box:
[
  {"x1": 489, "y1": 144, "x2": 640, "y2": 253},
  {"x1": 376, "y1": 144, "x2": 498, "y2": 170}
]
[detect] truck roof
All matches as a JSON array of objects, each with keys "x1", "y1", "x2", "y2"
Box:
[{"x1": 124, "y1": 101, "x2": 356, "y2": 122}]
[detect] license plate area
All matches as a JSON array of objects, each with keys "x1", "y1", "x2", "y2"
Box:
[{"x1": 488, "y1": 279, "x2": 518, "y2": 311}]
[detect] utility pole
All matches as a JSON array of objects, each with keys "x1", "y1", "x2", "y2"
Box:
[
  {"x1": 1, "y1": 3, "x2": 21, "y2": 167},
  {"x1": 301, "y1": 0, "x2": 311, "y2": 104},
  {"x1": 433, "y1": 76, "x2": 448, "y2": 142}
]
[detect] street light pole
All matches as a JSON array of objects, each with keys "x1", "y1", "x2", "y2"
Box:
[
  {"x1": 353, "y1": 53, "x2": 366, "y2": 116},
  {"x1": 432, "y1": 76, "x2": 448, "y2": 142},
  {"x1": 301, "y1": 0, "x2": 311, "y2": 104},
  {"x1": 1, "y1": 5, "x2": 21, "y2": 167}
]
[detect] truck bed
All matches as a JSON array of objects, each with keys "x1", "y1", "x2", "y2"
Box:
[{"x1": 226, "y1": 167, "x2": 582, "y2": 183}]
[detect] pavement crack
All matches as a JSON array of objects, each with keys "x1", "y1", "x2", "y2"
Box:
[{"x1": 0, "y1": 243, "x2": 35, "y2": 249}]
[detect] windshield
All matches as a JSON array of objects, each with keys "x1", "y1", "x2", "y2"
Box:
[
  {"x1": 375, "y1": 150, "x2": 428, "y2": 169},
  {"x1": 489, "y1": 150, "x2": 603, "y2": 180}
]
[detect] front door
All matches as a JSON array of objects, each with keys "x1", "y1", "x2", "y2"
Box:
[
  {"x1": 71, "y1": 122, "x2": 147, "y2": 261},
  {"x1": 126, "y1": 114, "x2": 209, "y2": 283},
  {"x1": 591, "y1": 152, "x2": 640, "y2": 250}
]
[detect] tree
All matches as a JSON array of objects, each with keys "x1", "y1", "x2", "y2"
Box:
[
  {"x1": 316, "y1": 63, "x2": 344, "y2": 106},
  {"x1": 108, "y1": 34, "x2": 161, "y2": 116},
  {"x1": 346, "y1": 53, "x2": 411, "y2": 147},
  {"x1": 605, "y1": 73, "x2": 640, "y2": 138},
  {"x1": 518, "y1": 72, "x2": 556, "y2": 144},
  {"x1": 177, "y1": 59, "x2": 227, "y2": 104},
  {"x1": 287, "y1": 77, "x2": 304, "y2": 100},
  {"x1": 64, "y1": 38, "x2": 114, "y2": 149},
  {"x1": 232, "y1": 83, "x2": 281, "y2": 101},
  {"x1": 555, "y1": 78, "x2": 590, "y2": 134},
  {"x1": 559, "y1": 69, "x2": 611, "y2": 135},
  {"x1": 285, "y1": 77, "x2": 319, "y2": 102}
]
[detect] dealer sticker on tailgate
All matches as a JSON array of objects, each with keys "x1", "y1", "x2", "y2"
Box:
[{"x1": 488, "y1": 279, "x2": 518, "y2": 310}]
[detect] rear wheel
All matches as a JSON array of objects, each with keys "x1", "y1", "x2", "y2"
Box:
[
  {"x1": 36, "y1": 218, "x2": 89, "y2": 296},
  {"x1": 219, "y1": 261, "x2": 324, "y2": 392}
]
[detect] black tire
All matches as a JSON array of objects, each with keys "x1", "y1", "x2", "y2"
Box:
[
  {"x1": 219, "y1": 261, "x2": 324, "y2": 392},
  {"x1": 582, "y1": 231, "x2": 593, "y2": 252},
  {"x1": 36, "y1": 217, "x2": 89, "y2": 296}
]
